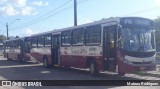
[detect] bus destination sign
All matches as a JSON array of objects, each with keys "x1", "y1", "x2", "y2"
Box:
[{"x1": 120, "y1": 17, "x2": 153, "y2": 27}]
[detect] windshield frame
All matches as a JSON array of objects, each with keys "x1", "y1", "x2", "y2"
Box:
[{"x1": 120, "y1": 27, "x2": 156, "y2": 52}]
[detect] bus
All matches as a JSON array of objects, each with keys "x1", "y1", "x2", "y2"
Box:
[
  {"x1": 4, "y1": 17, "x2": 156, "y2": 76},
  {"x1": 3, "y1": 37, "x2": 31, "y2": 62}
]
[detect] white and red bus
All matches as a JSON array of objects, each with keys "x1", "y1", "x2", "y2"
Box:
[
  {"x1": 3, "y1": 37, "x2": 31, "y2": 62},
  {"x1": 4, "y1": 17, "x2": 156, "y2": 76}
]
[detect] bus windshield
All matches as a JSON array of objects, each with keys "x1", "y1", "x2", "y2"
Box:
[{"x1": 122, "y1": 28, "x2": 155, "y2": 52}]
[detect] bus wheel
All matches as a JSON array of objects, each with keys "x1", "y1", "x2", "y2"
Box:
[
  {"x1": 43, "y1": 57, "x2": 49, "y2": 68},
  {"x1": 89, "y1": 61, "x2": 99, "y2": 76},
  {"x1": 116, "y1": 65, "x2": 125, "y2": 76}
]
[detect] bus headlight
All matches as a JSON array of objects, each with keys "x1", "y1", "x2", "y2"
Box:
[{"x1": 123, "y1": 58, "x2": 133, "y2": 65}]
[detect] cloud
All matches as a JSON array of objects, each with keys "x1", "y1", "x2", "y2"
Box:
[
  {"x1": 23, "y1": 29, "x2": 34, "y2": 36},
  {"x1": 0, "y1": 0, "x2": 6, "y2": 5},
  {"x1": 8, "y1": 0, "x2": 26, "y2": 7},
  {"x1": 0, "y1": 7, "x2": 5, "y2": 15},
  {"x1": 0, "y1": 0, "x2": 37, "y2": 16},
  {"x1": 0, "y1": 4, "x2": 19, "y2": 16},
  {"x1": 154, "y1": 0, "x2": 160, "y2": 6},
  {"x1": 32, "y1": 1, "x2": 48, "y2": 6},
  {"x1": 21, "y1": 6, "x2": 34, "y2": 16},
  {"x1": 5, "y1": 4, "x2": 19, "y2": 16},
  {"x1": 32, "y1": 11, "x2": 39, "y2": 15}
]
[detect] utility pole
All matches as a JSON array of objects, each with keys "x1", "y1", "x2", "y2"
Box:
[
  {"x1": 74, "y1": 0, "x2": 77, "y2": 26},
  {"x1": 6, "y1": 23, "x2": 9, "y2": 40},
  {"x1": 5, "y1": 19, "x2": 20, "y2": 40}
]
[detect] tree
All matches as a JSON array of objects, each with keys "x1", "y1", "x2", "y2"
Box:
[
  {"x1": 15, "y1": 36, "x2": 20, "y2": 38},
  {"x1": 0, "y1": 35, "x2": 6, "y2": 43},
  {"x1": 154, "y1": 17, "x2": 160, "y2": 51},
  {"x1": 154, "y1": 16, "x2": 160, "y2": 30}
]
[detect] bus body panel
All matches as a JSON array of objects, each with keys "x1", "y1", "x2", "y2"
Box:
[
  {"x1": 30, "y1": 47, "x2": 52, "y2": 63},
  {"x1": 116, "y1": 49, "x2": 156, "y2": 73},
  {"x1": 60, "y1": 55, "x2": 104, "y2": 70},
  {"x1": 60, "y1": 46, "x2": 104, "y2": 69}
]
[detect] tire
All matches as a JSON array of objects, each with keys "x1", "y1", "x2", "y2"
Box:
[
  {"x1": 89, "y1": 60, "x2": 99, "y2": 76},
  {"x1": 116, "y1": 65, "x2": 125, "y2": 76},
  {"x1": 43, "y1": 57, "x2": 49, "y2": 68}
]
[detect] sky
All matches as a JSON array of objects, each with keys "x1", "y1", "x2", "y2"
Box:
[{"x1": 0, "y1": 0, "x2": 160, "y2": 37}]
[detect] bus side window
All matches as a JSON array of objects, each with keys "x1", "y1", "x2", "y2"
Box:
[
  {"x1": 72, "y1": 28, "x2": 85, "y2": 45},
  {"x1": 85, "y1": 25, "x2": 101, "y2": 45},
  {"x1": 38, "y1": 36, "x2": 44, "y2": 47},
  {"x1": 31, "y1": 37, "x2": 37, "y2": 48},
  {"x1": 24, "y1": 38, "x2": 31, "y2": 53},
  {"x1": 61, "y1": 30, "x2": 71, "y2": 46},
  {"x1": 44, "y1": 35, "x2": 51, "y2": 47}
]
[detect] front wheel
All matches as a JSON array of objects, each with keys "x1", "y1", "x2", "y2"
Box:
[
  {"x1": 89, "y1": 61, "x2": 99, "y2": 76},
  {"x1": 116, "y1": 65, "x2": 125, "y2": 76}
]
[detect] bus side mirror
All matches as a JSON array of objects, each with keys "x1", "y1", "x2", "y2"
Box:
[{"x1": 117, "y1": 26, "x2": 122, "y2": 39}]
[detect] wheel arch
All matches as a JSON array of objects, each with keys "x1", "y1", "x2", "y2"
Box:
[{"x1": 86, "y1": 57, "x2": 96, "y2": 68}]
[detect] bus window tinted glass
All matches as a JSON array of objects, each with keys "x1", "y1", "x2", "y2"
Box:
[
  {"x1": 38, "y1": 36, "x2": 44, "y2": 47},
  {"x1": 85, "y1": 25, "x2": 101, "y2": 45},
  {"x1": 45, "y1": 35, "x2": 51, "y2": 47},
  {"x1": 31, "y1": 37, "x2": 37, "y2": 48},
  {"x1": 61, "y1": 30, "x2": 71, "y2": 46},
  {"x1": 72, "y1": 28, "x2": 85, "y2": 45}
]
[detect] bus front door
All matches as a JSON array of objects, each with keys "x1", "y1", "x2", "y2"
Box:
[
  {"x1": 103, "y1": 25, "x2": 117, "y2": 71},
  {"x1": 52, "y1": 34, "x2": 60, "y2": 65}
]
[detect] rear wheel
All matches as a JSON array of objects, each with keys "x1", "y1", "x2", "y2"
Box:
[{"x1": 89, "y1": 60, "x2": 99, "y2": 76}]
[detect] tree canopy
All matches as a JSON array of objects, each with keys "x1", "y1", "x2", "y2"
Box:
[
  {"x1": 0, "y1": 35, "x2": 6, "y2": 43},
  {"x1": 154, "y1": 17, "x2": 160, "y2": 30},
  {"x1": 154, "y1": 17, "x2": 160, "y2": 51}
]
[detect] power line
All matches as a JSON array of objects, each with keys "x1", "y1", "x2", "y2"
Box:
[
  {"x1": 10, "y1": 5, "x2": 73, "y2": 31},
  {"x1": 0, "y1": 22, "x2": 5, "y2": 27},
  {"x1": 121, "y1": 6, "x2": 160, "y2": 17},
  {"x1": 78, "y1": 0, "x2": 89, "y2": 4},
  {"x1": 10, "y1": 0, "x2": 73, "y2": 30},
  {"x1": 10, "y1": 0, "x2": 90, "y2": 31}
]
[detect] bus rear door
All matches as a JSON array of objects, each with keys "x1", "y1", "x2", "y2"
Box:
[{"x1": 52, "y1": 34, "x2": 60, "y2": 65}]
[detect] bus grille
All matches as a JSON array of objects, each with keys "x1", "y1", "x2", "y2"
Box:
[{"x1": 132, "y1": 61, "x2": 152, "y2": 64}]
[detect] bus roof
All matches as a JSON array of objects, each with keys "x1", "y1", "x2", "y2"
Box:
[
  {"x1": 31, "y1": 17, "x2": 121, "y2": 36},
  {"x1": 31, "y1": 17, "x2": 153, "y2": 37},
  {"x1": 3, "y1": 36, "x2": 30, "y2": 43},
  {"x1": 11, "y1": 17, "x2": 153, "y2": 38}
]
